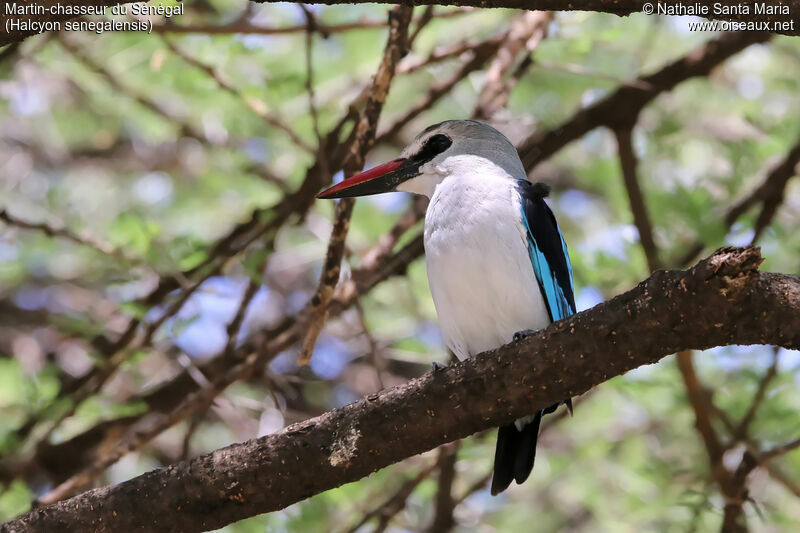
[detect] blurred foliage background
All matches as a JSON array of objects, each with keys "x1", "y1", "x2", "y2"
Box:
[{"x1": 0, "y1": 1, "x2": 799, "y2": 531}]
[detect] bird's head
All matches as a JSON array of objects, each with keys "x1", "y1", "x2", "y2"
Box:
[{"x1": 316, "y1": 120, "x2": 525, "y2": 199}]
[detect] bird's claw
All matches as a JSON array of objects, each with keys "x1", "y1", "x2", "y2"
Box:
[
  {"x1": 431, "y1": 361, "x2": 447, "y2": 373},
  {"x1": 513, "y1": 329, "x2": 536, "y2": 342}
]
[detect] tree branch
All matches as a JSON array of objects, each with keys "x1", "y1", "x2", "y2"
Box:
[
  {"x1": 159, "y1": 36, "x2": 315, "y2": 154},
  {"x1": 3, "y1": 1, "x2": 799, "y2": 46},
  {"x1": 614, "y1": 126, "x2": 662, "y2": 271},
  {"x1": 720, "y1": 450, "x2": 758, "y2": 533},
  {"x1": 677, "y1": 132, "x2": 800, "y2": 266},
  {"x1": 0, "y1": 208, "x2": 137, "y2": 265},
  {"x1": 252, "y1": 1, "x2": 799, "y2": 37},
  {"x1": 376, "y1": 35, "x2": 502, "y2": 143},
  {"x1": 150, "y1": 7, "x2": 472, "y2": 37},
  {"x1": 676, "y1": 350, "x2": 724, "y2": 468},
  {"x1": 427, "y1": 443, "x2": 459, "y2": 533},
  {"x1": 5, "y1": 247, "x2": 799, "y2": 532},
  {"x1": 517, "y1": 31, "x2": 771, "y2": 173},
  {"x1": 730, "y1": 136, "x2": 800, "y2": 244},
  {"x1": 344, "y1": 459, "x2": 438, "y2": 533},
  {"x1": 1, "y1": 204, "x2": 427, "y2": 488},
  {"x1": 472, "y1": 11, "x2": 550, "y2": 121},
  {"x1": 298, "y1": 5, "x2": 413, "y2": 363},
  {"x1": 735, "y1": 348, "x2": 779, "y2": 440}
]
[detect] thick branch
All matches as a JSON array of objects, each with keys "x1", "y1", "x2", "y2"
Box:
[
  {"x1": 5, "y1": 247, "x2": 799, "y2": 532},
  {"x1": 252, "y1": 1, "x2": 799, "y2": 36},
  {"x1": 3, "y1": 1, "x2": 797, "y2": 47}
]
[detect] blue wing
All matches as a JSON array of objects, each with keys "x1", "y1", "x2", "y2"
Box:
[
  {"x1": 493, "y1": 180, "x2": 575, "y2": 495},
  {"x1": 516, "y1": 180, "x2": 576, "y2": 323}
]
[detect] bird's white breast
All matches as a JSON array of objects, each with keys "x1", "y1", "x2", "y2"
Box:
[{"x1": 424, "y1": 171, "x2": 551, "y2": 359}]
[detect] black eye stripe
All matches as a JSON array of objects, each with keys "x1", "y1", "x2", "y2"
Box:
[{"x1": 412, "y1": 134, "x2": 452, "y2": 163}]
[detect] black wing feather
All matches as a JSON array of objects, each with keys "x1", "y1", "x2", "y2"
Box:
[
  {"x1": 489, "y1": 181, "x2": 576, "y2": 496},
  {"x1": 516, "y1": 180, "x2": 576, "y2": 317}
]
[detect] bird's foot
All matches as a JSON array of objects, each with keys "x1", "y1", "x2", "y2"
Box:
[
  {"x1": 431, "y1": 361, "x2": 447, "y2": 373},
  {"x1": 513, "y1": 329, "x2": 536, "y2": 342}
]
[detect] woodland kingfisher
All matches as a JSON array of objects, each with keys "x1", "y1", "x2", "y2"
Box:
[{"x1": 317, "y1": 120, "x2": 576, "y2": 495}]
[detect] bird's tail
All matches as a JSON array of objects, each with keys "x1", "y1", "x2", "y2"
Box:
[{"x1": 490, "y1": 399, "x2": 571, "y2": 495}]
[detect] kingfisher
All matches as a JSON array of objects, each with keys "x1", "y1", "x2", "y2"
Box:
[{"x1": 317, "y1": 120, "x2": 576, "y2": 495}]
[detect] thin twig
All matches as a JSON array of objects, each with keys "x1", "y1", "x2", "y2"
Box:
[
  {"x1": 678, "y1": 133, "x2": 800, "y2": 266},
  {"x1": 301, "y1": 5, "x2": 323, "y2": 146},
  {"x1": 354, "y1": 297, "x2": 386, "y2": 389},
  {"x1": 473, "y1": 11, "x2": 551, "y2": 121},
  {"x1": 735, "y1": 348, "x2": 780, "y2": 440},
  {"x1": 720, "y1": 451, "x2": 758, "y2": 533},
  {"x1": 160, "y1": 36, "x2": 315, "y2": 154},
  {"x1": 614, "y1": 126, "x2": 661, "y2": 271},
  {"x1": 397, "y1": 35, "x2": 502, "y2": 74},
  {"x1": 377, "y1": 36, "x2": 503, "y2": 143},
  {"x1": 427, "y1": 442, "x2": 459, "y2": 533},
  {"x1": 0, "y1": 209, "x2": 134, "y2": 264},
  {"x1": 758, "y1": 438, "x2": 800, "y2": 464},
  {"x1": 299, "y1": 197, "x2": 356, "y2": 364},
  {"x1": 58, "y1": 36, "x2": 205, "y2": 141},
  {"x1": 518, "y1": 31, "x2": 772, "y2": 172},
  {"x1": 408, "y1": 5, "x2": 435, "y2": 46},
  {"x1": 344, "y1": 461, "x2": 439, "y2": 533},
  {"x1": 151, "y1": 8, "x2": 473, "y2": 37},
  {"x1": 676, "y1": 353, "x2": 726, "y2": 476},
  {"x1": 298, "y1": 5, "x2": 414, "y2": 365},
  {"x1": 35, "y1": 277, "x2": 289, "y2": 505}
]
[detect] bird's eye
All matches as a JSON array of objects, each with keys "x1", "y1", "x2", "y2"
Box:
[
  {"x1": 425, "y1": 134, "x2": 452, "y2": 153},
  {"x1": 413, "y1": 134, "x2": 452, "y2": 162}
]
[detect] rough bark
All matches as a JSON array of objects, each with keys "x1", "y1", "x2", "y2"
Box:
[
  {"x1": 3, "y1": 0, "x2": 798, "y2": 47},
  {"x1": 3, "y1": 246, "x2": 799, "y2": 533},
  {"x1": 251, "y1": 1, "x2": 799, "y2": 36}
]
